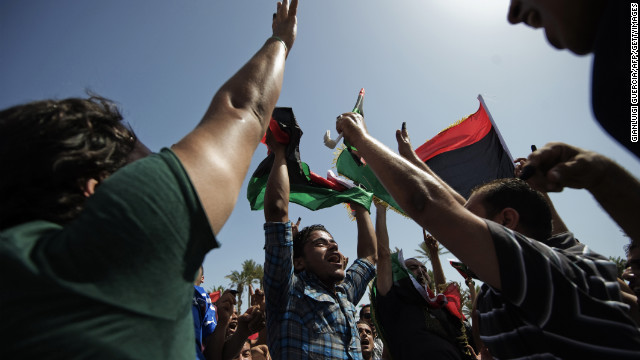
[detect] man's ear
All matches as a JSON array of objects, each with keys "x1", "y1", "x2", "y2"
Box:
[
  {"x1": 82, "y1": 178, "x2": 100, "y2": 197},
  {"x1": 293, "y1": 257, "x2": 305, "y2": 272},
  {"x1": 497, "y1": 207, "x2": 520, "y2": 230}
]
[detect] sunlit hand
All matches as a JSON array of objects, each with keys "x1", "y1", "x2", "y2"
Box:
[
  {"x1": 272, "y1": 0, "x2": 298, "y2": 54},
  {"x1": 335, "y1": 112, "x2": 368, "y2": 147}
]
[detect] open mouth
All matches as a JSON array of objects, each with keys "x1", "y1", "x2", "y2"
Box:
[
  {"x1": 228, "y1": 321, "x2": 238, "y2": 331},
  {"x1": 326, "y1": 253, "x2": 342, "y2": 264}
]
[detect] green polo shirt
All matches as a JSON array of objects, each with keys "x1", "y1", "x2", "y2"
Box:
[{"x1": 0, "y1": 149, "x2": 217, "y2": 359}]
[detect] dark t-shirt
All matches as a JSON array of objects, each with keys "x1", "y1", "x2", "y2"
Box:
[
  {"x1": 375, "y1": 282, "x2": 463, "y2": 360},
  {"x1": 0, "y1": 149, "x2": 217, "y2": 359}
]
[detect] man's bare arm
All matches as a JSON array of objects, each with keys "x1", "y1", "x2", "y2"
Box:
[
  {"x1": 353, "y1": 203, "x2": 377, "y2": 265},
  {"x1": 396, "y1": 123, "x2": 466, "y2": 206},
  {"x1": 524, "y1": 142, "x2": 640, "y2": 243},
  {"x1": 424, "y1": 231, "x2": 446, "y2": 288},
  {"x1": 263, "y1": 131, "x2": 289, "y2": 223},
  {"x1": 172, "y1": 0, "x2": 298, "y2": 234},
  {"x1": 336, "y1": 113, "x2": 501, "y2": 289},
  {"x1": 374, "y1": 202, "x2": 392, "y2": 295}
]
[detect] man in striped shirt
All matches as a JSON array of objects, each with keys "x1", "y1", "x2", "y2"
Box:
[
  {"x1": 335, "y1": 113, "x2": 640, "y2": 358},
  {"x1": 466, "y1": 178, "x2": 639, "y2": 358}
]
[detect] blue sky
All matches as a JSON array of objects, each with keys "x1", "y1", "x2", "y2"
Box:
[{"x1": 2, "y1": 0, "x2": 638, "y2": 309}]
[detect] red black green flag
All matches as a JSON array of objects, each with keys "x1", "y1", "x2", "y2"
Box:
[
  {"x1": 415, "y1": 95, "x2": 515, "y2": 198},
  {"x1": 247, "y1": 107, "x2": 373, "y2": 212}
]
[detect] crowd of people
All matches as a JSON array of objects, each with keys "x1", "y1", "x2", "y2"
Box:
[{"x1": 1, "y1": 0, "x2": 639, "y2": 359}]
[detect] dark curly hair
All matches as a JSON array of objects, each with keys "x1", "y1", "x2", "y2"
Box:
[
  {"x1": 470, "y1": 178, "x2": 552, "y2": 241},
  {"x1": 0, "y1": 95, "x2": 138, "y2": 230},
  {"x1": 293, "y1": 224, "x2": 332, "y2": 259}
]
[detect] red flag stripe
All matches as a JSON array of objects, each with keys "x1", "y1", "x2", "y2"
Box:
[{"x1": 415, "y1": 102, "x2": 492, "y2": 162}]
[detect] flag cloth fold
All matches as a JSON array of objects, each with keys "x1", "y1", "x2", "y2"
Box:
[
  {"x1": 335, "y1": 95, "x2": 514, "y2": 213},
  {"x1": 247, "y1": 107, "x2": 373, "y2": 212},
  {"x1": 415, "y1": 95, "x2": 515, "y2": 199}
]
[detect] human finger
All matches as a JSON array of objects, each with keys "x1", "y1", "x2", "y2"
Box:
[{"x1": 289, "y1": 0, "x2": 298, "y2": 17}]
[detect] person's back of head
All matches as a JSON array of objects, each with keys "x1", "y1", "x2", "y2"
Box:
[
  {"x1": 470, "y1": 178, "x2": 552, "y2": 241},
  {"x1": 0, "y1": 95, "x2": 138, "y2": 230}
]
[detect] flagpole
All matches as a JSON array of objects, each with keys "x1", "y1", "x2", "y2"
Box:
[{"x1": 477, "y1": 94, "x2": 514, "y2": 162}]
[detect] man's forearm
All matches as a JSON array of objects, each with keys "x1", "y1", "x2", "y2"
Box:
[
  {"x1": 354, "y1": 205, "x2": 377, "y2": 264},
  {"x1": 429, "y1": 248, "x2": 446, "y2": 288},
  {"x1": 264, "y1": 150, "x2": 289, "y2": 222},
  {"x1": 589, "y1": 163, "x2": 640, "y2": 242},
  {"x1": 403, "y1": 150, "x2": 466, "y2": 206},
  {"x1": 375, "y1": 206, "x2": 392, "y2": 295},
  {"x1": 348, "y1": 133, "x2": 501, "y2": 289}
]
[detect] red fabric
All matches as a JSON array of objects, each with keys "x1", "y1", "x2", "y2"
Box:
[
  {"x1": 248, "y1": 333, "x2": 259, "y2": 341},
  {"x1": 415, "y1": 102, "x2": 492, "y2": 162},
  {"x1": 269, "y1": 116, "x2": 290, "y2": 144},
  {"x1": 442, "y1": 283, "x2": 465, "y2": 320},
  {"x1": 308, "y1": 171, "x2": 348, "y2": 191},
  {"x1": 209, "y1": 291, "x2": 221, "y2": 303}
]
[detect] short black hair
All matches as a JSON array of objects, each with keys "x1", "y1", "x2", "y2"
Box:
[
  {"x1": 359, "y1": 304, "x2": 370, "y2": 319},
  {"x1": 293, "y1": 224, "x2": 331, "y2": 259},
  {"x1": 470, "y1": 178, "x2": 552, "y2": 241}
]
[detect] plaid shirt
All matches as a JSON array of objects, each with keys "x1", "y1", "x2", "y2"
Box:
[{"x1": 264, "y1": 222, "x2": 376, "y2": 360}]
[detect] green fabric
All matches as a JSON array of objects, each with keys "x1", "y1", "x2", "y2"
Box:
[
  {"x1": 247, "y1": 161, "x2": 374, "y2": 212},
  {"x1": 336, "y1": 149, "x2": 405, "y2": 214},
  {"x1": 0, "y1": 149, "x2": 216, "y2": 359}
]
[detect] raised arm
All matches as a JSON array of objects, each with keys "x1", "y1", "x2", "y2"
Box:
[
  {"x1": 424, "y1": 231, "x2": 446, "y2": 288},
  {"x1": 522, "y1": 142, "x2": 640, "y2": 243},
  {"x1": 171, "y1": 0, "x2": 298, "y2": 235},
  {"x1": 336, "y1": 113, "x2": 501, "y2": 289},
  {"x1": 396, "y1": 122, "x2": 466, "y2": 206},
  {"x1": 264, "y1": 130, "x2": 289, "y2": 223},
  {"x1": 375, "y1": 202, "x2": 392, "y2": 296},
  {"x1": 353, "y1": 203, "x2": 377, "y2": 265},
  {"x1": 515, "y1": 157, "x2": 569, "y2": 235}
]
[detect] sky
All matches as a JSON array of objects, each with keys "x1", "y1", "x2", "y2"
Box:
[{"x1": 2, "y1": 0, "x2": 638, "y2": 311}]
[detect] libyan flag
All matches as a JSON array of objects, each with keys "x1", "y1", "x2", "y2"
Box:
[
  {"x1": 335, "y1": 95, "x2": 514, "y2": 213},
  {"x1": 247, "y1": 107, "x2": 374, "y2": 212},
  {"x1": 415, "y1": 95, "x2": 515, "y2": 199}
]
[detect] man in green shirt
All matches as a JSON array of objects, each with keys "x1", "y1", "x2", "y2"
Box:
[{"x1": 0, "y1": 1, "x2": 298, "y2": 358}]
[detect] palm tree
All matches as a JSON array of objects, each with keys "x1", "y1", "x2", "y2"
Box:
[
  {"x1": 207, "y1": 285, "x2": 225, "y2": 294},
  {"x1": 609, "y1": 256, "x2": 626, "y2": 278},
  {"x1": 242, "y1": 259, "x2": 264, "y2": 307},
  {"x1": 414, "y1": 241, "x2": 450, "y2": 263},
  {"x1": 226, "y1": 259, "x2": 265, "y2": 312},
  {"x1": 225, "y1": 270, "x2": 248, "y2": 312}
]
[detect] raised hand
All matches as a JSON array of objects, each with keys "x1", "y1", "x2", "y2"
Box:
[
  {"x1": 423, "y1": 230, "x2": 439, "y2": 253},
  {"x1": 292, "y1": 217, "x2": 301, "y2": 238},
  {"x1": 520, "y1": 142, "x2": 610, "y2": 192},
  {"x1": 251, "y1": 288, "x2": 266, "y2": 314},
  {"x1": 239, "y1": 306, "x2": 266, "y2": 334},
  {"x1": 396, "y1": 122, "x2": 418, "y2": 161},
  {"x1": 335, "y1": 112, "x2": 368, "y2": 146},
  {"x1": 272, "y1": 0, "x2": 298, "y2": 54}
]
